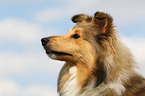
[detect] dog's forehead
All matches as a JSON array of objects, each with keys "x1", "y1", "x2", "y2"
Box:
[{"x1": 68, "y1": 26, "x2": 84, "y2": 34}]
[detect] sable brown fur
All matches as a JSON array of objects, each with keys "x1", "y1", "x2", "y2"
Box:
[{"x1": 41, "y1": 11, "x2": 145, "y2": 96}]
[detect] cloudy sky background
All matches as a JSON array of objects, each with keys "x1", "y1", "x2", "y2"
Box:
[{"x1": 0, "y1": 0, "x2": 145, "y2": 96}]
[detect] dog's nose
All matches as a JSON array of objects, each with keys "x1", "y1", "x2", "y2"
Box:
[{"x1": 41, "y1": 37, "x2": 50, "y2": 46}]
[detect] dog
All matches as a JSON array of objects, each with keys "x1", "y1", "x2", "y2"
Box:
[{"x1": 41, "y1": 12, "x2": 145, "y2": 96}]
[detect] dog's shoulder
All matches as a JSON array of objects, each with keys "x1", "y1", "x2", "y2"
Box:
[{"x1": 123, "y1": 75, "x2": 145, "y2": 96}]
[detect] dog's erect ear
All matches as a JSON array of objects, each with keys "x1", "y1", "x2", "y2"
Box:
[
  {"x1": 94, "y1": 12, "x2": 113, "y2": 34},
  {"x1": 71, "y1": 14, "x2": 92, "y2": 24}
]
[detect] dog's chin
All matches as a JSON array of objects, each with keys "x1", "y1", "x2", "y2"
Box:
[
  {"x1": 47, "y1": 53, "x2": 57, "y2": 60},
  {"x1": 46, "y1": 50, "x2": 73, "y2": 61}
]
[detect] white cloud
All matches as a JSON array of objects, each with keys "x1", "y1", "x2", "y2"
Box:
[
  {"x1": 121, "y1": 36, "x2": 145, "y2": 76},
  {"x1": 0, "y1": 18, "x2": 62, "y2": 96},
  {"x1": 35, "y1": 0, "x2": 145, "y2": 25},
  {"x1": 25, "y1": 85, "x2": 58, "y2": 96},
  {"x1": 0, "y1": 80, "x2": 58, "y2": 96},
  {"x1": 0, "y1": 18, "x2": 41, "y2": 44},
  {"x1": 0, "y1": 79, "x2": 20, "y2": 96},
  {"x1": 0, "y1": 18, "x2": 63, "y2": 76},
  {"x1": 0, "y1": 52, "x2": 64, "y2": 77},
  {"x1": 35, "y1": 8, "x2": 64, "y2": 22},
  {"x1": 0, "y1": 0, "x2": 41, "y2": 4},
  {"x1": 65, "y1": 0, "x2": 145, "y2": 24}
]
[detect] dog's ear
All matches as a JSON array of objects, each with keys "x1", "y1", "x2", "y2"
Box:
[
  {"x1": 72, "y1": 14, "x2": 92, "y2": 24},
  {"x1": 94, "y1": 12, "x2": 113, "y2": 34}
]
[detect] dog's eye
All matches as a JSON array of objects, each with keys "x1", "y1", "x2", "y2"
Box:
[{"x1": 72, "y1": 34, "x2": 80, "y2": 39}]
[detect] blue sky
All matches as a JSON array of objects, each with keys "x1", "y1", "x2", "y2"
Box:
[{"x1": 0, "y1": 0, "x2": 145, "y2": 96}]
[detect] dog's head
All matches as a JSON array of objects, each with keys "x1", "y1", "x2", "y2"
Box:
[
  {"x1": 41, "y1": 12, "x2": 115, "y2": 66},
  {"x1": 41, "y1": 12, "x2": 116, "y2": 86}
]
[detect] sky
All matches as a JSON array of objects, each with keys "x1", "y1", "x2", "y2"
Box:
[{"x1": 0, "y1": 0, "x2": 145, "y2": 96}]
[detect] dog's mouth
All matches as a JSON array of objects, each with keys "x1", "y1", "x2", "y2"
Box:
[{"x1": 46, "y1": 49, "x2": 73, "y2": 56}]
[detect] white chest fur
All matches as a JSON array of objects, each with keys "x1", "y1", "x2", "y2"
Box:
[
  {"x1": 62, "y1": 66, "x2": 80, "y2": 96},
  {"x1": 60, "y1": 66, "x2": 126, "y2": 96}
]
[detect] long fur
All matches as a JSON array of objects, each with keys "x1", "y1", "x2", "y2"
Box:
[{"x1": 41, "y1": 12, "x2": 145, "y2": 96}]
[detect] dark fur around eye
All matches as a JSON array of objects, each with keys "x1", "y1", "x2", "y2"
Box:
[{"x1": 72, "y1": 34, "x2": 80, "y2": 39}]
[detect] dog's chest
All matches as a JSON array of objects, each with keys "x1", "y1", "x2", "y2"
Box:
[
  {"x1": 59, "y1": 66, "x2": 97, "y2": 96},
  {"x1": 61, "y1": 66, "x2": 80, "y2": 96}
]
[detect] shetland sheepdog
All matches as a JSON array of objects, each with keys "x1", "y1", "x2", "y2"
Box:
[{"x1": 41, "y1": 12, "x2": 145, "y2": 96}]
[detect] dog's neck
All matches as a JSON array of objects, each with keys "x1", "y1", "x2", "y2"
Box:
[
  {"x1": 58, "y1": 63, "x2": 133, "y2": 96},
  {"x1": 58, "y1": 62, "x2": 137, "y2": 95},
  {"x1": 59, "y1": 64, "x2": 95, "y2": 95},
  {"x1": 58, "y1": 62, "x2": 95, "y2": 95},
  {"x1": 62, "y1": 66, "x2": 79, "y2": 96}
]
